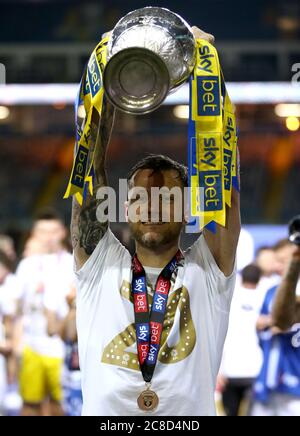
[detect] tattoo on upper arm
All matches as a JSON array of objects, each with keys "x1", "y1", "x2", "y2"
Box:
[{"x1": 78, "y1": 198, "x2": 108, "y2": 255}]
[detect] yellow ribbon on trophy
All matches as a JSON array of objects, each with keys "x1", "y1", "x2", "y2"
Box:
[
  {"x1": 188, "y1": 38, "x2": 237, "y2": 231},
  {"x1": 64, "y1": 36, "x2": 109, "y2": 205}
]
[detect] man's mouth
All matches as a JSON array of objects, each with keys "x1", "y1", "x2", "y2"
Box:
[{"x1": 141, "y1": 222, "x2": 166, "y2": 226}]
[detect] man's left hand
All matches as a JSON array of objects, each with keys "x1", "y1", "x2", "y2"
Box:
[{"x1": 191, "y1": 26, "x2": 215, "y2": 44}]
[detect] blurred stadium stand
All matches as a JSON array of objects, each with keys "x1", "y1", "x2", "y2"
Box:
[
  {"x1": 0, "y1": 0, "x2": 300, "y2": 82},
  {"x1": 0, "y1": 0, "x2": 299, "y2": 252}
]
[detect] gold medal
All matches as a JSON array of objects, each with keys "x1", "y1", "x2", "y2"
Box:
[{"x1": 137, "y1": 384, "x2": 159, "y2": 411}]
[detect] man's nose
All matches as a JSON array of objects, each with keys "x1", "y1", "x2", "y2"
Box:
[{"x1": 148, "y1": 197, "x2": 161, "y2": 218}]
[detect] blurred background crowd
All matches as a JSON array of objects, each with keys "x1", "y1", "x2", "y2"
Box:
[{"x1": 0, "y1": 0, "x2": 300, "y2": 416}]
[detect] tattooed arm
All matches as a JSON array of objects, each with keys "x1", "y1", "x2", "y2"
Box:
[
  {"x1": 71, "y1": 100, "x2": 115, "y2": 269},
  {"x1": 271, "y1": 247, "x2": 300, "y2": 330}
]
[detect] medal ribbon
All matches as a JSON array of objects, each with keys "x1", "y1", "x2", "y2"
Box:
[
  {"x1": 131, "y1": 250, "x2": 183, "y2": 383},
  {"x1": 64, "y1": 36, "x2": 109, "y2": 205},
  {"x1": 188, "y1": 38, "x2": 238, "y2": 232}
]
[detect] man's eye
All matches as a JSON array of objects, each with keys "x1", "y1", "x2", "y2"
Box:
[
  {"x1": 162, "y1": 195, "x2": 174, "y2": 203},
  {"x1": 131, "y1": 196, "x2": 147, "y2": 204}
]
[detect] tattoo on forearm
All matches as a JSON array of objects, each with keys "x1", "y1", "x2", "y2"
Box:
[
  {"x1": 78, "y1": 197, "x2": 108, "y2": 255},
  {"x1": 71, "y1": 99, "x2": 115, "y2": 259}
]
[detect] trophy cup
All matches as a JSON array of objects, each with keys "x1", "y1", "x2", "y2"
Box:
[{"x1": 103, "y1": 7, "x2": 196, "y2": 114}]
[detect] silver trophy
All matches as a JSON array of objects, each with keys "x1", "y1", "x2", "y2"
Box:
[{"x1": 103, "y1": 7, "x2": 196, "y2": 114}]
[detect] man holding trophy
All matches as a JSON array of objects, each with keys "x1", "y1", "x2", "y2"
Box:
[{"x1": 65, "y1": 7, "x2": 240, "y2": 416}]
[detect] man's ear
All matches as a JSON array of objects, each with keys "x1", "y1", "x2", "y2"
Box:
[
  {"x1": 184, "y1": 203, "x2": 189, "y2": 224},
  {"x1": 124, "y1": 201, "x2": 129, "y2": 223}
]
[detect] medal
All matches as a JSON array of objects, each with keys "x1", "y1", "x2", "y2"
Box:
[
  {"x1": 137, "y1": 383, "x2": 159, "y2": 411},
  {"x1": 132, "y1": 251, "x2": 183, "y2": 413}
]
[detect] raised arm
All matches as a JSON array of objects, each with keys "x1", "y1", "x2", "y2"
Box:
[
  {"x1": 271, "y1": 247, "x2": 300, "y2": 330},
  {"x1": 203, "y1": 158, "x2": 241, "y2": 277},
  {"x1": 71, "y1": 100, "x2": 115, "y2": 269},
  {"x1": 191, "y1": 26, "x2": 240, "y2": 277}
]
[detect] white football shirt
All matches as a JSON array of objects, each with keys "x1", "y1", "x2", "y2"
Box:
[
  {"x1": 76, "y1": 229, "x2": 236, "y2": 416},
  {"x1": 16, "y1": 251, "x2": 73, "y2": 358},
  {"x1": 220, "y1": 283, "x2": 264, "y2": 379}
]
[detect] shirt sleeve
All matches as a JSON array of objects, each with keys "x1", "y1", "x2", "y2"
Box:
[
  {"x1": 43, "y1": 290, "x2": 69, "y2": 319},
  {"x1": 187, "y1": 233, "x2": 237, "y2": 299},
  {"x1": 0, "y1": 275, "x2": 20, "y2": 316},
  {"x1": 0, "y1": 294, "x2": 15, "y2": 317},
  {"x1": 74, "y1": 228, "x2": 129, "y2": 298},
  {"x1": 14, "y1": 259, "x2": 29, "y2": 301}
]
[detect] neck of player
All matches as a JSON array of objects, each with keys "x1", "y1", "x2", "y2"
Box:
[{"x1": 135, "y1": 240, "x2": 180, "y2": 268}]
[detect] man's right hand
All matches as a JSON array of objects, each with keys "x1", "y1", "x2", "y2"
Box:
[{"x1": 191, "y1": 26, "x2": 215, "y2": 44}]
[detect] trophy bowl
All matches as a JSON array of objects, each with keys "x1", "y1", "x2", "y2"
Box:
[{"x1": 103, "y1": 7, "x2": 196, "y2": 114}]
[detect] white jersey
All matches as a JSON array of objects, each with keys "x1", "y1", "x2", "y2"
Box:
[
  {"x1": 16, "y1": 251, "x2": 74, "y2": 358},
  {"x1": 0, "y1": 274, "x2": 17, "y2": 340},
  {"x1": 76, "y1": 229, "x2": 236, "y2": 416},
  {"x1": 220, "y1": 283, "x2": 264, "y2": 379},
  {"x1": 0, "y1": 273, "x2": 17, "y2": 406}
]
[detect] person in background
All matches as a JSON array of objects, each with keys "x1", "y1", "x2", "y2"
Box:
[
  {"x1": 218, "y1": 264, "x2": 262, "y2": 416},
  {"x1": 236, "y1": 228, "x2": 255, "y2": 271},
  {"x1": 252, "y1": 239, "x2": 300, "y2": 416},
  {"x1": 0, "y1": 235, "x2": 16, "y2": 265},
  {"x1": 15, "y1": 210, "x2": 73, "y2": 416},
  {"x1": 0, "y1": 251, "x2": 17, "y2": 414},
  {"x1": 22, "y1": 236, "x2": 45, "y2": 259},
  {"x1": 255, "y1": 246, "x2": 280, "y2": 295},
  {"x1": 59, "y1": 287, "x2": 83, "y2": 417},
  {"x1": 255, "y1": 246, "x2": 277, "y2": 277}
]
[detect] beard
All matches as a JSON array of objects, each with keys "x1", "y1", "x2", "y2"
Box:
[{"x1": 128, "y1": 221, "x2": 183, "y2": 251}]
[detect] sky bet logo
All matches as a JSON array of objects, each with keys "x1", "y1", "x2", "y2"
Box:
[
  {"x1": 87, "y1": 53, "x2": 102, "y2": 97},
  {"x1": 133, "y1": 277, "x2": 146, "y2": 293},
  {"x1": 138, "y1": 343, "x2": 149, "y2": 365},
  {"x1": 153, "y1": 293, "x2": 167, "y2": 313},
  {"x1": 71, "y1": 145, "x2": 88, "y2": 188},
  {"x1": 134, "y1": 293, "x2": 148, "y2": 312},
  {"x1": 150, "y1": 322, "x2": 162, "y2": 344},
  {"x1": 223, "y1": 115, "x2": 235, "y2": 190},
  {"x1": 133, "y1": 277, "x2": 148, "y2": 312},
  {"x1": 223, "y1": 149, "x2": 232, "y2": 191},
  {"x1": 146, "y1": 344, "x2": 159, "y2": 365},
  {"x1": 137, "y1": 323, "x2": 149, "y2": 342},
  {"x1": 199, "y1": 170, "x2": 222, "y2": 211},
  {"x1": 196, "y1": 43, "x2": 220, "y2": 115},
  {"x1": 156, "y1": 277, "x2": 169, "y2": 295},
  {"x1": 197, "y1": 76, "x2": 220, "y2": 116}
]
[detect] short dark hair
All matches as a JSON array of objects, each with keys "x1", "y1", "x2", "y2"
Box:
[
  {"x1": 241, "y1": 264, "x2": 262, "y2": 285},
  {"x1": 273, "y1": 238, "x2": 292, "y2": 252},
  {"x1": 127, "y1": 154, "x2": 188, "y2": 188},
  {"x1": 255, "y1": 245, "x2": 273, "y2": 256},
  {"x1": 34, "y1": 208, "x2": 64, "y2": 224}
]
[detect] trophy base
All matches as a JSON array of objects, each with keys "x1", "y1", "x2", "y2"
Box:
[{"x1": 103, "y1": 47, "x2": 170, "y2": 115}]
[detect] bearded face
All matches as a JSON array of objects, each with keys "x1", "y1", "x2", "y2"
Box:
[{"x1": 127, "y1": 169, "x2": 186, "y2": 251}]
